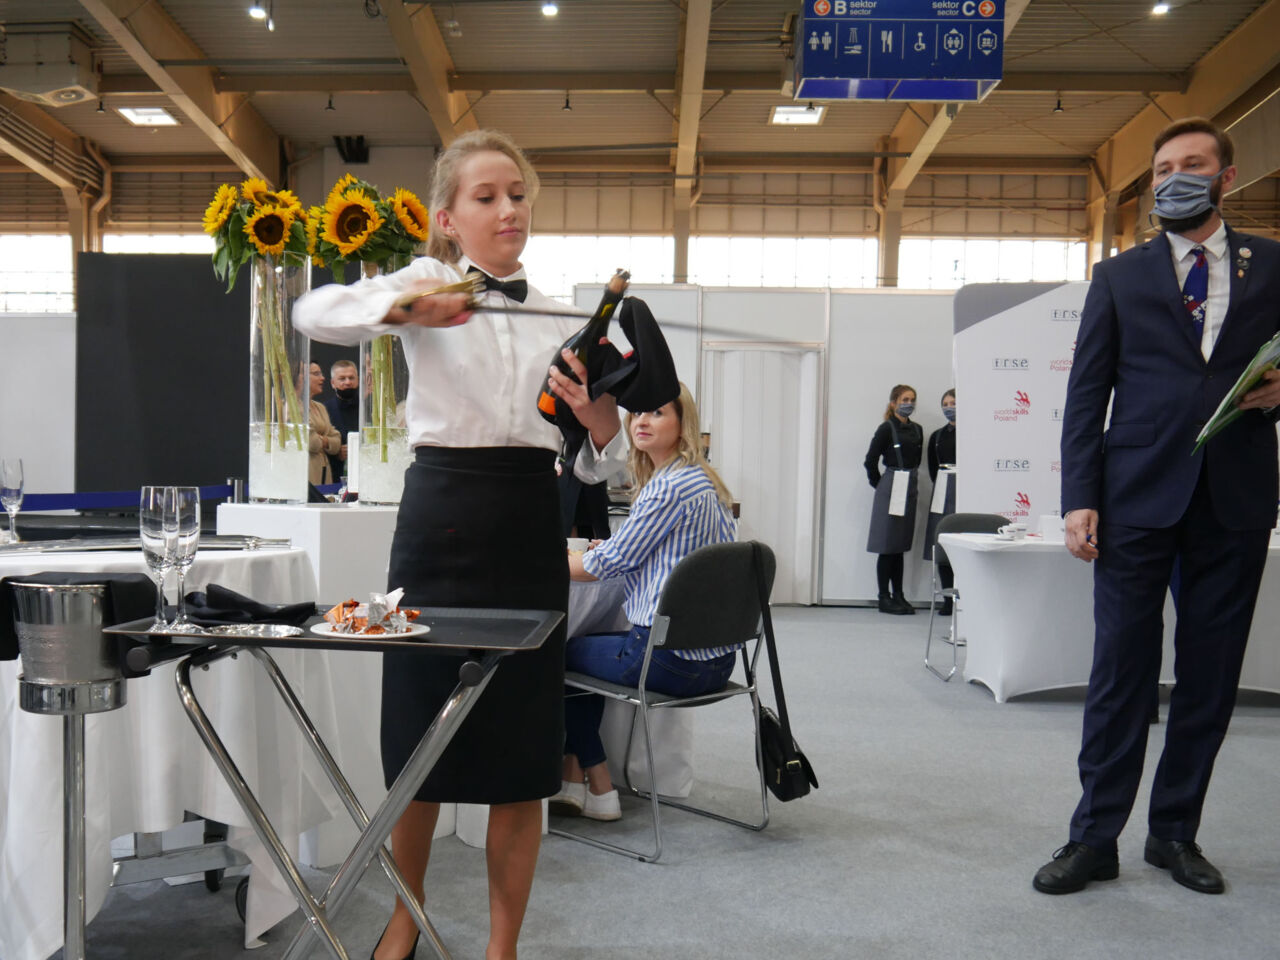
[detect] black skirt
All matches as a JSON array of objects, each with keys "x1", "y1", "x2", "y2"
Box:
[{"x1": 381, "y1": 446, "x2": 568, "y2": 804}]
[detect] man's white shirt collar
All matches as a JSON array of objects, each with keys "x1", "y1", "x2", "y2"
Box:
[{"x1": 1168, "y1": 220, "x2": 1228, "y2": 263}]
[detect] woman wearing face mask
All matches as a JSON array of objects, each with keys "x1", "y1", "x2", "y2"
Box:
[
  {"x1": 556, "y1": 383, "x2": 736, "y2": 820},
  {"x1": 864, "y1": 384, "x2": 923, "y2": 614},
  {"x1": 924, "y1": 389, "x2": 957, "y2": 615},
  {"x1": 295, "y1": 130, "x2": 625, "y2": 960}
]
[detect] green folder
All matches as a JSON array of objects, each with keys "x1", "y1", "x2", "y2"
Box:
[{"x1": 1193, "y1": 330, "x2": 1280, "y2": 453}]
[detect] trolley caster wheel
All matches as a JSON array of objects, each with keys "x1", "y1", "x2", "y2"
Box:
[{"x1": 235, "y1": 876, "x2": 249, "y2": 923}]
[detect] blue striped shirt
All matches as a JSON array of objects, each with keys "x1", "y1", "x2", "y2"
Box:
[{"x1": 581, "y1": 462, "x2": 738, "y2": 660}]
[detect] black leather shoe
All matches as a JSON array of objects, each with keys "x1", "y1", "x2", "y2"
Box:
[
  {"x1": 938, "y1": 598, "x2": 953, "y2": 617},
  {"x1": 891, "y1": 595, "x2": 916, "y2": 615},
  {"x1": 1144, "y1": 836, "x2": 1225, "y2": 894},
  {"x1": 878, "y1": 594, "x2": 895, "y2": 613},
  {"x1": 1033, "y1": 842, "x2": 1119, "y2": 894},
  {"x1": 371, "y1": 922, "x2": 419, "y2": 960}
]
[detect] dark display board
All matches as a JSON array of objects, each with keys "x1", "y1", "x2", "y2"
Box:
[{"x1": 75, "y1": 253, "x2": 357, "y2": 495}]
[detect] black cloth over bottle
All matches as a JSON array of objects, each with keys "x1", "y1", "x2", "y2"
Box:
[
  {"x1": 382, "y1": 445, "x2": 568, "y2": 804},
  {"x1": 546, "y1": 296, "x2": 680, "y2": 462},
  {"x1": 182, "y1": 584, "x2": 315, "y2": 627}
]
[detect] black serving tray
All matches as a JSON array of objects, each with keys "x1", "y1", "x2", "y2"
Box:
[{"x1": 104, "y1": 606, "x2": 563, "y2": 655}]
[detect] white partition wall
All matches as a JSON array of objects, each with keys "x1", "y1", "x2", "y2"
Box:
[
  {"x1": 0, "y1": 313, "x2": 77, "y2": 496},
  {"x1": 820, "y1": 291, "x2": 956, "y2": 604}
]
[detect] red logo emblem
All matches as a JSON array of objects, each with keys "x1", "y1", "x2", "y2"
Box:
[
  {"x1": 979, "y1": 0, "x2": 997, "y2": 16},
  {"x1": 1015, "y1": 492, "x2": 1031, "y2": 510},
  {"x1": 813, "y1": 0, "x2": 831, "y2": 14},
  {"x1": 1014, "y1": 390, "x2": 1030, "y2": 408}
]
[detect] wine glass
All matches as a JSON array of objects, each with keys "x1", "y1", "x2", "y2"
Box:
[
  {"x1": 1, "y1": 459, "x2": 23, "y2": 544},
  {"x1": 139, "y1": 486, "x2": 177, "y2": 633},
  {"x1": 169, "y1": 487, "x2": 202, "y2": 633}
]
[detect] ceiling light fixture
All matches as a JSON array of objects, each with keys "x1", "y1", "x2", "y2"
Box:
[
  {"x1": 267, "y1": 0, "x2": 275, "y2": 31},
  {"x1": 1053, "y1": 96, "x2": 1064, "y2": 114},
  {"x1": 770, "y1": 103, "x2": 826, "y2": 125},
  {"x1": 325, "y1": 94, "x2": 336, "y2": 111},
  {"x1": 117, "y1": 106, "x2": 179, "y2": 127},
  {"x1": 562, "y1": 92, "x2": 572, "y2": 112},
  {"x1": 248, "y1": 3, "x2": 267, "y2": 19},
  {"x1": 542, "y1": 2, "x2": 559, "y2": 16},
  {"x1": 1152, "y1": 3, "x2": 1170, "y2": 13},
  {"x1": 96, "y1": 99, "x2": 105, "y2": 114}
]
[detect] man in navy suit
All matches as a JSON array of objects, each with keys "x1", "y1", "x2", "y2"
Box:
[{"x1": 1035, "y1": 118, "x2": 1280, "y2": 895}]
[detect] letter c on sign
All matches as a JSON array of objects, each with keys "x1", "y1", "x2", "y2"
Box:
[{"x1": 962, "y1": 0, "x2": 976, "y2": 14}]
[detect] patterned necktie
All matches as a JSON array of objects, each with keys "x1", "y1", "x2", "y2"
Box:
[
  {"x1": 467, "y1": 266, "x2": 528, "y2": 303},
  {"x1": 1181, "y1": 245, "x2": 1208, "y2": 344}
]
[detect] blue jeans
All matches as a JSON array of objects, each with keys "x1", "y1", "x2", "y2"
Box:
[{"x1": 563, "y1": 625, "x2": 737, "y2": 769}]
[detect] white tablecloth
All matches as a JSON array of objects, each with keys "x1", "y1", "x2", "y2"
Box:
[
  {"x1": 0, "y1": 547, "x2": 318, "y2": 960},
  {"x1": 939, "y1": 532, "x2": 1280, "y2": 702}
]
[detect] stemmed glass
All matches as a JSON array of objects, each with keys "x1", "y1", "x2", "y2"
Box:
[
  {"x1": 169, "y1": 487, "x2": 203, "y2": 633},
  {"x1": 1, "y1": 459, "x2": 23, "y2": 544},
  {"x1": 139, "y1": 486, "x2": 177, "y2": 633}
]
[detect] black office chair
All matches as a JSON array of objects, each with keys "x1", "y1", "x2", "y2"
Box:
[
  {"x1": 925, "y1": 512, "x2": 1008, "y2": 681},
  {"x1": 551, "y1": 541, "x2": 775, "y2": 862}
]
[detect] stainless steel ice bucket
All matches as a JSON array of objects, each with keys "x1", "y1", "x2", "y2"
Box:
[{"x1": 13, "y1": 581, "x2": 125, "y2": 714}]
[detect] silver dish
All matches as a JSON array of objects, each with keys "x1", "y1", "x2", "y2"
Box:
[{"x1": 205, "y1": 623, "x2": 305, "y2": 639}]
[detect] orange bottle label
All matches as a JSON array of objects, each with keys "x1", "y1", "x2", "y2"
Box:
[{"x1": 537, "y1": 391, "x2": 558, "y2": 416}]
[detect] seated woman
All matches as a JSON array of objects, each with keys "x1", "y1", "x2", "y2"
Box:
[{"x1": 556, "y1": 382, "x2": 737, "y2": 821}]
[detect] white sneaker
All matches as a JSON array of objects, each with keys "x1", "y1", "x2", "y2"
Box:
[
  {"x1": 549, "y1": 779, "x2": 586, "y2": 815},
  {"x1": 582, "y1": 788, "x2": 621, "y2": 821}
]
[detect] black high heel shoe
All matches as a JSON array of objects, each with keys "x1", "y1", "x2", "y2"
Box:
[{"x1": 370, "y1": 921, "x2": 419, "y2": 960}]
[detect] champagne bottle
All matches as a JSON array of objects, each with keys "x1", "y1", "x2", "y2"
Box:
[{"x1": 536, "y1": 268, "x2": 630, "y2": 421}]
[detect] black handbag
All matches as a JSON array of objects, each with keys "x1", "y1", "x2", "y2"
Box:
[{"x1": 752, "y1": 543, "x2": 819, "y2": 801}]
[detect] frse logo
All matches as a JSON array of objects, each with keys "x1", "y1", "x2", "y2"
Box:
[
  {"x1": 992, "y1": 358, "x2": 1029, "y2": 370},
  {"x1": 1052, "y1": 308, "x2": 1082, "y2": 322},
  {"x1": 994, "y1": 458, "x2": 1030, "y2": 472}
]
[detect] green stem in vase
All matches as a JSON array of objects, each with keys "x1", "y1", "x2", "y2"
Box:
[{"x1": 258, "y1": 259, "x2": 274, "y2": 452}]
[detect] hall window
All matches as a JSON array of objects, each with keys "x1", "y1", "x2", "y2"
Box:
[
  {"x1": 898, "y1": 237, "x2": 1088, "y2": 289},
  {"x1": 0, "y1": 235, "x2": 74, "y2": 313}
]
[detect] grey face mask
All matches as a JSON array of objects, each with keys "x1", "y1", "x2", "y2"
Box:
[
  {"x1": 897, "y1": 402, "x2": 915, "y2": 417},
  {"x1": 943, "y1": 406, "x2": 956, "y2": 422},
  {"x1": 1152, "y1": 170, "x2": 1222, "y2": 221}
]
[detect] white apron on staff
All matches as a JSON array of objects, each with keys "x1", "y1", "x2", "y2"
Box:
[
  {"x1": 866, "y1": 419, "x2": 919, "y2": 554},
  {"x1": 923, "y1": 466, "x2": 957, "y2": 560}
]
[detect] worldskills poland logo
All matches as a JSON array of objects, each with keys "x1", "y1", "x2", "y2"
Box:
[
  {"x1": 1011, "y1": 491, "x2": 1031, "y2": 518},
  {"x1": 994, "y1": 390, "x2": 1030, "y2": 422},
  {"x1": 1050, "y1": 339, "x2": 1076, "y2": 373}
]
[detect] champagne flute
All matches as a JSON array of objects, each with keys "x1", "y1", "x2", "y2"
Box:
[
  {"x1": 169, "y1": 487, "x2": 202, "y2": 632},
  {"x1": 139, "y1": 486, "x2": 176, "y2": 633},
  {"x1": 1, "y1": 458, "x2": 23, "y2": 544}
]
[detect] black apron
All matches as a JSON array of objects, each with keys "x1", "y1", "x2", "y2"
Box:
[
  {"x1": 924, "y1": 426, "x2": 958, "y2": 561},
  {"x1": 381, "y1": 446, "x2": 567, "y2": 804},
  {"x1": 866, "y1": 419, "x2": 919, "y2": 555}
]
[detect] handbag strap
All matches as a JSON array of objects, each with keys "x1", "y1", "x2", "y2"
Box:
[{"x1": 751, "y1": 541, "x2": 799, "y2": 751}]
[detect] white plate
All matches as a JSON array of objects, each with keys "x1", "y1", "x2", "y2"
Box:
[{"x1": 311, "y1": 622, "x2": 430, "y2": 639}]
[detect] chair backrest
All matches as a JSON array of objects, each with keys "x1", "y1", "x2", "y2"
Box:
[
  {"x1": 933, "y1": 512, "x2": 1009, "y2": 566},
  {"x1": 652, "y1": 541, "x2": 776, "y2": 652}
]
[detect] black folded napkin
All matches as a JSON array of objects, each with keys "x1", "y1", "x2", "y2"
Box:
[
  {"x1": 551, "y1": 295, "x2": 681, "y2": 463},
  {"x1": 0, "y1": 572, "x2": 155, "y2": 671},
  {"x1": 183, "y1": 583, "x2": 315, "y2": 627}
]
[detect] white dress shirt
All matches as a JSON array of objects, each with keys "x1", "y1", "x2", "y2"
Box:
[
  {"x1": 1168, "y1": 220, "x2": 1230, "y2": 361},
  {"x1": 294, "y1": 255, "x2": 625, "y2": 482}
]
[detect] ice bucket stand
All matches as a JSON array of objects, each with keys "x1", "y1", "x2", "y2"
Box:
[{"x1": 13, "y1": 582, "x2": 127, "y2": 960}]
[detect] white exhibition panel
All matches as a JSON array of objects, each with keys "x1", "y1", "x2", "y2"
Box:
[
  {"x1": 0, "y1": 313, "x2": 76, "y2": 495},
  {"x1": 953, "y1": 282, "x2": 1087, "y2": 522},
  {"x1": 820, "y1": 291, "x2": 956, "y2": 604}
]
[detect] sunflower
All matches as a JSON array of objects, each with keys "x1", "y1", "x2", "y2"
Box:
[
  {"x1": 264, "y1": 187, "x2": 304, "y2": 215},
  {"x1": 391, "y1": 188, "x2": 430, "y2": 241},
  {"x1": 241, "y1": 177, "x2": 271, "y2": 205},
  {"x1": 327, "y1": 173, "x2": 359, "y2": 205},
  {"x1": 305, "y1": 205, "x2": 323, "y2": 266},
  {"x1": 202, "y1": 184, "x2": 238, "y2": 235},
  {"x1": 244, "y1": 204, "x2": 296, "y2": 257},
  {"x1": 323, "y1": 189, "x2": 384, "y2": 257}
]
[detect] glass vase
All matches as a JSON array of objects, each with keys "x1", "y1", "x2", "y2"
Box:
[
  {"x1": 248, "y1": 252, "x2": 311, "y2": 502},
  {"x1": 357, "y1": 257, "x2": 413, "y2": 504}
]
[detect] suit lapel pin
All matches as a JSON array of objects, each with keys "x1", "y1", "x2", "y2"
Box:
[{"x1": 1235, "y1": 247, "x2": 1251, "y2": 279}]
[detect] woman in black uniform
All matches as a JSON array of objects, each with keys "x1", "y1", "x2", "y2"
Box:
[
  {"x1": 295, "y1": 131, "x2": 625, "y2": 960},
  {"x1": 924, "y1": 388, "x2": 957, "y2": 614},
  {"x1": 864, "y1": 384, "x2": 923, "y2": 615}
]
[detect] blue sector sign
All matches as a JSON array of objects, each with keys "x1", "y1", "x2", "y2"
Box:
[{"x1": 796, "y1": 0, "x2": 1004, "y2": 102}]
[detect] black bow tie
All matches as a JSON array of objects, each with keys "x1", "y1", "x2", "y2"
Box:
[{"x1": 467, "y1": 267, "x2": 528, "y2": 303}]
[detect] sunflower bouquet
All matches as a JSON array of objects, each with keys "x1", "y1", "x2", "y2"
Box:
[
  {"x1": 316, "y1": 175, "x2": 431, "y2": 472},
  {"x1": 203, "y1": 178, "x2": 311, "y2": 462}
]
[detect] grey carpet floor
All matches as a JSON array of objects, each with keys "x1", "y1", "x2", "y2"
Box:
[{"x1": 60, "y1": 607, "x2": 1280, "y2": 960}]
